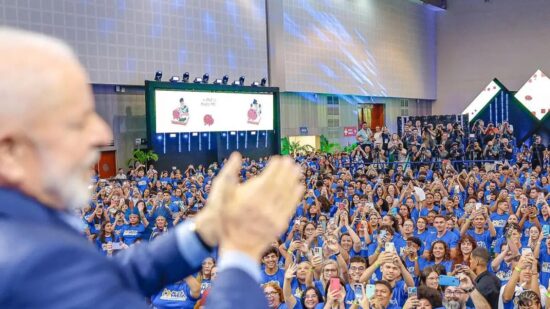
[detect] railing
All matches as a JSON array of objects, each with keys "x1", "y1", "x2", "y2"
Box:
[{"x1": 338, "y1": 159, "x2": 515, "y2": 174}]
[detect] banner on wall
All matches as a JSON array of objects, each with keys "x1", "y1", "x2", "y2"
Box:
[
  {"x1": 155, "y1": 90, "x2": 274, "y2": 133},
  {"x1": 343, "y1": 127, "x2": 357, "y2": 137}
]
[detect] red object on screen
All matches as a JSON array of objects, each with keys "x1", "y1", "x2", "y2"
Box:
[{"x1": 203, "y1": 114, "x2": 214, "y2": 126}]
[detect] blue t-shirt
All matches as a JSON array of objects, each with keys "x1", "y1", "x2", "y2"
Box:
[
  {"x1": 151, "y1": 282, "x2": 198, "y2": 309},
  {"x1": 489, "y1": 261, "x2": 512, "y2": 284},
  {"x1": 490, "y1": 213, "x2": 509, "y2": 236},
  {"x1": 424, "y1": 230, "x2": 459, "y2": 252},
  {"x1": 466, "y1": 229, "x2": 494, "y2": 250},
  {"x1": 95, "y1": 235, "x2": 120, "y2": 254},
  {"x1": 290, "y1": 278, "x2": 308, "y2": 300},
  {"x1": 261, "y1": 268, "x2": 285, "y2": 287},
  {"x1": 418, "y1": 257, "x2": 453, "y2": 273},
  {"x1": 199, "y1": 278, "x2": 211, "y2": 296},
  {"x1": 121, "y1": 224, "x2": 145, "y2": 245},
  {"x1": 366, "y1": 279, "x2": 408, "y2": 307},
  {"x1": 135, "y1": 176, "x2": 150, "y2": 192},
  {"x1": 539, "y1": 250, "x2": 550, "y2": 286}
]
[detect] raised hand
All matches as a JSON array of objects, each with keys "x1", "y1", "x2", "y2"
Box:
[{"x1": 285, "y1": 263, "x2": 298, "y2": 280}]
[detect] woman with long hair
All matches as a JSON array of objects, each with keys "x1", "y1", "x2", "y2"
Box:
[
  {"x1": 418, "y1": 240, "x2": 452, "y2": 274},
  {"x1": 196, "y1": 257, "x2": 215, "y2": 296},
  {"x1": 453, "y1": 234, "x2": 477, "y2": 267},
  {"x1": 419, "y1": 265, "x2": 447, "y2": 294},
  {"x1": 96, "y1": 221, "x2": 121, "y2": 255}
]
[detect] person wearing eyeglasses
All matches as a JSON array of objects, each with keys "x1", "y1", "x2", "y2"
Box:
[{"x1": 264, "y1": 282, "x2": 288, "y2": 309}]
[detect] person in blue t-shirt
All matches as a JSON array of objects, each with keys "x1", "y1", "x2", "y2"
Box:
[
  {"x1": 490, "y1": 200, "x2": 510, "y2": 236},
  {"x1": 282, "y1": 263, "x2": 324, "y2": 309},
  {"x1": 417, "y1": 240, "x2": 453, "y2": 274},
  {"x1": 134, "y1": 169, "x2": 150, "y2": 193},
  {"x1": 196, "y1": 257, "x2": 215, "y2": 296},
  {"x1": 460, "y1": 208, "x2": 496, "y2": 250},
  {"x1": 424, "y1": 215, "x2": 459, "y2": 258},
  {"x1": 120, "y1": 213, "x2": 146, "y2": 245},
  {"x1": 95, "y1": 221, "x2": 124, "y2": 255},
  {"x1": 491, "y1": 230, "x2": 522, "y2": 284},
  {"x1": 360, "y1": 251, "x2": 415, "y2": 307},
  {"x1": 150, "y1": 276, "x2": 201, "y2": 309},
  {"x1": 264, "y1": 282, "x2": 291, "y2": 309},
  {"x1": 261, "y1": 247, "x2": 286, "y2": 288}
]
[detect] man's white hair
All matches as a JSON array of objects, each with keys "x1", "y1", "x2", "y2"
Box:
[
  {"x1": 0, "y1": 28, "x2": 95, "y2": 210},
  {"x1": 0, "y1": 27, "x2": 81, "y2": 129}
]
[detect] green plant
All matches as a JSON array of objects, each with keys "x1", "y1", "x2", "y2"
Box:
[
  {"x1": 127, "y1": 149, "x2": 159, "y2": 167},
  {"x1": 319, "y1": 135, "x2": 340, "y2": 154},
  {"x1": 281, "y1": 137, "x2": 291, "y2": 155},
  {"x1": 280, "y1": 137, "x2": 315, "y2": 156},
  {"x1": 343, "y1": 143, "x2": 358, "y2": 153}
]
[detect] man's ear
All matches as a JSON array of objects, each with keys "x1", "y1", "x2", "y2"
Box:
[{"x1": 0, "y1": 136, "x2": 27, "y2": 185}]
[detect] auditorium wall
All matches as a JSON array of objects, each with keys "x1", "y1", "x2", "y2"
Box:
[
  {"x1": 0, "y1": 0, "x2": 269, "y2": 85},
  {"x1": 435, "y1": 0, "x2": 550, "y2": 114},
  {"x1": 267, "y1": 0, "x2": 437, "y2": 100}
]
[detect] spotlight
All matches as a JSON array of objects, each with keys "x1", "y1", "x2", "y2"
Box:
[
  {"x1": 251, "y1": 81, "x2": 260, "y2": 87},
  {"x1": 222, "y1": 75, "x2": 229, "y2": 85},
  {"x1": 169, "y1": 76, "x2": 180, "y2": 82},
  {"x1": 154, "y1": 71, "x2": 162, "y2": 81},
  {"x1": 260, "y1": 77, "x2": 267, "y2": 86},
  {"x1": 193, "y1": 77, "x2": 203, "y2": 83},
  {"x1": 182, "y1": 72, "x2": 189, "y2": 83},
  {"x1": 213, "y1": 79, "x2": 223, "y2": 85},
  {"x1": 202, "y1": 73, "x2": 209, "y2": 84},
  {"x1": 232, "y1": 76, "x2": 245, "y2": 86}
]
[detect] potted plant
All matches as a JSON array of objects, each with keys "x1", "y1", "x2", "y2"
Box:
[{"x1": 127, "y1": 149, "x2": 159, "y2": 168}]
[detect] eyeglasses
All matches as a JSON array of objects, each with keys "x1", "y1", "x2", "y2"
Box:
[
  {"x1": 264, "y1": 291, "x2": 278, "y2": 296},
  {"x1": 445, "y1": 289, "x2": 465, "y2": 296},
  {"x1": 349, "y1": 267, "x2": 365, "y2": 272}
]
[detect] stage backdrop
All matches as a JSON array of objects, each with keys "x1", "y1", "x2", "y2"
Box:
[{"x1": 463, "y1": 79, "x2": 539, "y2": 145}]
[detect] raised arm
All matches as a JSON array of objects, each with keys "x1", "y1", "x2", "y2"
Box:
[{"x1": 283, "y1": 263, "x2": 298, "y2": 309}]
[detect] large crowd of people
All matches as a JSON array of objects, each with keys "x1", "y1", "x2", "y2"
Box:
[{"x1": 85, "y1": 120, "x2": 549, "y2": 309}]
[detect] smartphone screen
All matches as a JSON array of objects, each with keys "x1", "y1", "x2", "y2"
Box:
[
  {"x1": 407, "y1": 286, "x2": 417, "y2": 297},
  {"x1": 354, "y1": 284, "x2": 364, "y2": 300},
  {"x1": 314, "y1": 247, "x2": 323, "y2": 259},
  {"x1": 365, "y1": 284, "x2": 375, "y2": 298},
  {"x1": 438, "y1": 275, "x2": 460, "y2": 287}
]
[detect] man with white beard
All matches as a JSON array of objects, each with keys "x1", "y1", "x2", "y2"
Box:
[
  {"x1": 442, "y1": 273, "x2": 490, "y2": 309},
  {"x1": 0, "y1": 28, "x2": 304, "y2": 309}
]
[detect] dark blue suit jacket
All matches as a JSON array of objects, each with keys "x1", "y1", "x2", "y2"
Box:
[
  {"x1": 0, "y1": 188, "x2": 203, "y2": 308},
  {"x1": 0, "y1": 188, "x2": 268, "y2": 308},
  {"x1": 206, "y1": 268, "x2": 268, "y2": 309}
]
